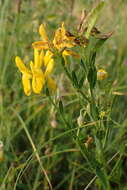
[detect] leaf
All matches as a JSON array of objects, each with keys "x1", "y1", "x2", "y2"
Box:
[
  {"x1": 79, "y1": 75, "x2": 85, "y2": 88},
  {"x1": 90, "y1": 103, "x2": 99, "y2": 120},
  {"x1": 80, "y1": 59, "x2": 88, "y2": 74},
  {"x1": 96, "y1": 167, "x2": 110, "y2": 189},
  {"x1": 72, "y1": 70, "x2": 79, "y2": 88},
  {"x1": 45, "y1": 87, "x2": 50, "y2": 96},
  {"x1": 85, "y1": 1, "x2": 105, "y2": 39},
  {"x1": 95, "y1": 136, "x2": 105, "y2": 164},
  {"x1": 87, "y1": 66, "x2": 97, "y2": 89},
  {"x1": 59, "y1": 100, "x2": 64, "y2": 114},
  {"x1": 89, "y1": 51, "x2": 96, "y2": 66}
]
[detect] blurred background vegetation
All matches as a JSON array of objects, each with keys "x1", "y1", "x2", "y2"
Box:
[{"x1": 0, "y1": 0, "x2": 127, "y2": 189}]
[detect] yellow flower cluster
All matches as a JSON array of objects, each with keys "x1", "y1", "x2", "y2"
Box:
[
  {"x1": 15, "y1": 22, "x2": 79, "y2": 96},
  {"x1": 15, "y1": 49, "x2": 56, "y2": 96},
  {"x1": 32, "y1": 22, "x2": 79, "y2": 58}
]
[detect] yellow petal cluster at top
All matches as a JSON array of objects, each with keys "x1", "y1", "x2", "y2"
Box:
[
  {"x1": 15, "y1": 49, "x2": 56, "y2": 96},
  {"x1": 32, "y1": 22, "x2": 80, "y2": 58}
]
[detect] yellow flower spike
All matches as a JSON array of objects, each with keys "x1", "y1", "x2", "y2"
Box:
[
  {"x1": 30, "y1": 61, "x2": 45, "y2": 94},
  {"x1": 47, "y1": 77, "x2": 57, "y2": 92},
  {"x1": 39, "y1": 24, "x2": 49, "y2": 42},
  {"x1": 97, "y1": 69, "x2": 107, "y2": 80},
  {"x1": 44, "y1": 59, "x2": 54, "y2": 77}
]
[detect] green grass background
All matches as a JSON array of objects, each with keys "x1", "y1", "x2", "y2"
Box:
[{"x1": 0, "y1": 0, "x2": 127, "y2": 189}]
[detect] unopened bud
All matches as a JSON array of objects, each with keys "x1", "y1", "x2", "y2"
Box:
[
  {"x1": 85, "y1": 136, "x2": 93, "y2": 148},
  {"x1": 50, "y1": 119, "x2": 57, "y2": 128},
  {"x1": 77, "y1": 115, "x2": 84, "y2": 126},
  {"x1": 97, "y1": 69, "x2": 107, "y2": 80},
  {"x1": 99, "y1": 111, "x2": 106, "y2": 119}
]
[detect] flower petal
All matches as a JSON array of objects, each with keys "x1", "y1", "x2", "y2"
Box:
[
  {"x1": 32, "y1": 41, "x2": 49, "y2": 50},
  {"x1": 34, "y1": 49, "x2": 44, "y2": 69},
  {"x1": 32, "y1": 75, "x2": 45, "y2": 94},
  {"x1": 62, "y1": 50, "x2": 80, "y2": 58},
  {"x1": 39, "y1": 50, "x2": 44, "y2": 67},
  {"x1": 34, "y1": 48, "x2": 39, "y2": 68},
  {"x1": 22, "y1": 74, "x2": 31, "y2": 96},
  {"x1": 30, "y1": 61, "x2": 45, "y2": 94},
  {"x1": 44, "y1": 59, "x2": 54, "y2": 77},
  {"x1": 39, "y1": 24, "x2": 49, "y2": 42},
  {"x1": 53, "y1": 25, "x2": 64, "y2": 50},
  {"x1": 44, "y1": 50, "x2": 53, "y2": 66},
  {"x1": 15, "y1": 56, "x2": 32, "y2": 76}
]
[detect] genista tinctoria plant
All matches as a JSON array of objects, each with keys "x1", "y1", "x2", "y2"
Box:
[{"x1": 15, "y1": 1, "x2": 114, "y2": 189}]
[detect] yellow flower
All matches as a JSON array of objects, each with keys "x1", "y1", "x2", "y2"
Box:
[
  {"x1": 15, "y1": 49, "x2": 56, "y2": 96},
  {"x1": 99, "y1": 111, "x2": 106, "y2": 119},
  {"x1": 32, "y1": 24, "x2": 51, "y2": 50},
  {"x1": 30, "y1": 49, "x2": 45, "y2": 94},
  {"x1": 15, "y1": 56, "x2": 32, "y2": 96},
  {"x1": 53, "y1": 22, "x2": 75, "y2": 50},
  {"x1": 97, "y1": 69, "x2": 107, "y2": 80},
  {"x1": 32, "y1": 22, "x2": 79, "y2": 58}
]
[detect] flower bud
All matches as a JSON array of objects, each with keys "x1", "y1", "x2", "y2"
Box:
[
  {"x1": 99, "y1": 111, "x2": 106, "y2": 119},
  {"x1": 85, "y1": 136, "x2": 93, "y2": 148},
  {"x1": 50, "y1": 119, "x2": 57, "y2": 128},
  {"x1": 97, "y1": 69, "x2": 107, "y2": 80},
  {"x1": 77, "y1": 114, "x2": 84, "y2": 126}
]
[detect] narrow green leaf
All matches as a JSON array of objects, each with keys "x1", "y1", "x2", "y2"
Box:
[
  {"x1": 87, "y1": 66, "x2": 97, "y2": 89},
  {"x1": 96, "y1": 167, "x2": 110, "y2": 189},
  {"x1": 45, "y1": 88, "x2": 50, "y2": 96},
  {"x1": 72, "y1": 71, "x2": 79, "y2": 88},
  {"x1": 89, "y1": 52, "x2": 96, "y2": 66},
  {"x1": 59, "y1": 100, "x2": 64, "y2": 114},
  {"x1": 90, "y1": 103, "x2": 99, "y2": 120},
  {"x1": 79, "y1": 75, "x2": 85, "y2": 88}
]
